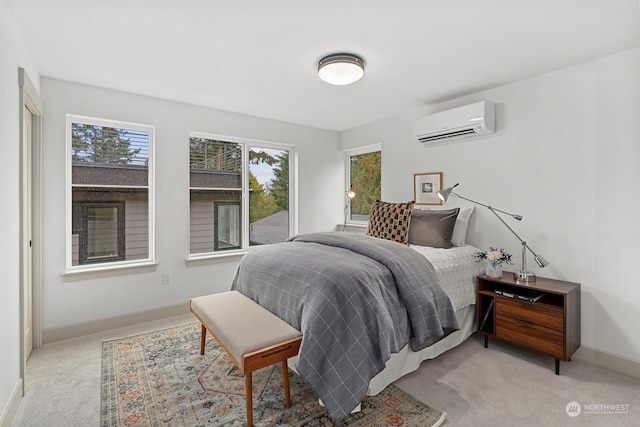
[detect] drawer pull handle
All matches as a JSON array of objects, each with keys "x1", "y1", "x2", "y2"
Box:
[{"x1": 518, "y1": 319, "x2": 535, "y2": 326}]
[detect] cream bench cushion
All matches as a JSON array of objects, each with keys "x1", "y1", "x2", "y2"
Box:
[
  {"x1": 190, "y1": 291, "x2": 303, "y2": 427},
  {"x1": 190, "y1": 291, "x2": 301, "y2": 369}
]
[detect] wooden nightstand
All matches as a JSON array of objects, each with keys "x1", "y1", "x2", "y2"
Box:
[{"x1": 476, "y1": 271, "x2": 580, "y2": 374}]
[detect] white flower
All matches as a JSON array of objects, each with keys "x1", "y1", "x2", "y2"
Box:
[
  {"x1": 486, "y1": 250, "x2": 502, "y2": 262},
  {"x1": 474, "y1": 247, "x2": 513, "y2": 266}
]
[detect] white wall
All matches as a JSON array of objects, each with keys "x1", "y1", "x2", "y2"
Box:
[
  {"x1": 40, "y1": 78, "x2": 342, "y2": 329},
  {"x1": 0, "y1": 0, "x2": 40, "y2": 422},
  {"x1": 341, "y1": 48, "x2": 640, "y2": 364}
]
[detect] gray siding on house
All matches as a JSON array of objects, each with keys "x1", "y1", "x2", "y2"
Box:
[
  {"x1": 72, "y1": 234, "x2": 79, "y2": 264},
  {"x1": 190, "y1": 199, "x2": 214, "y2": 254},
  {"x1": 71, "y1": 198, "x2": 148, "y2": 265},
  {"x1": 125, "y1": 199, "x2": 148, "y2": 260}
]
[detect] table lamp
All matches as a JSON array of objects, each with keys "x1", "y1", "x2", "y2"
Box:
[
  {"x1": 437, "y1": 183, "x2": 549, "y2": 282},
  {"x1": 343, "y1": 187, "x2": 357, "y2": 232}
]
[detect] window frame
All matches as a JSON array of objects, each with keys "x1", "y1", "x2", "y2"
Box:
[
  {"x1": 344, "y1": 143, "x2": 381, "y2": 227},
  {"x1": 213, "y1": 201, "x2": 242, "y2": 251},
  {"x1": 78, "y1": 201, "x2": 126, "y2": 265},
  {"x1": 65, "y1": 114, "x2": 155, "y2": 273},
  {"x1": 188, "y1": 131, "x2": 296, "y2": 260}
]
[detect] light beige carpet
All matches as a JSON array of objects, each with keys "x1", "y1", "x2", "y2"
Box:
[
  {"x1": 12, "y1": 313, "x2": 640, "y2": 426},
  {"x1": 396, "y1": 336, "x2": 639, "y2": 426}
]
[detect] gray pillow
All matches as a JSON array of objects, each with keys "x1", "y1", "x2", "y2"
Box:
[{"x1": 408, "y1": 208, "x2": 460, "y2": 249}]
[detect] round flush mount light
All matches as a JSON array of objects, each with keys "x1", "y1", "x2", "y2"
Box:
[{"x1": 318, "y1": 53, "x2": 365, "y2": 86}]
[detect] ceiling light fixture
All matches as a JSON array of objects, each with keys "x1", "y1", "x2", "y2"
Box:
[{"x1": 318, "y1": 53, "x2": 365, "y2": 86}]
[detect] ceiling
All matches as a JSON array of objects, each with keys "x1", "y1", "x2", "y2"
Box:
[{"x1": 6, "y1": 0, "x2": 640, "y2": 132}]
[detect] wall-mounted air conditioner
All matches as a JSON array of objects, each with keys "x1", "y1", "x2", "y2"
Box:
[{"x1": 414, "y1": 100, "x2": 495, "y2": 145}]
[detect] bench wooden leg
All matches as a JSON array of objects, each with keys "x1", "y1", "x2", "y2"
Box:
[
  {"x1": 245, "y1": 373, "x2": 253, "y2": 427},
  {"x1": 281, "y1": 360, "x2": 291, "y2": 407},
  {"x1": 200, "y1": 324, "x2": 207, "y2": 355}
]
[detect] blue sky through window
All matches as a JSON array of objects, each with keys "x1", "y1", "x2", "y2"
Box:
[{"x1": 250, "y1": 147, "x2": 283, "y2": 188}]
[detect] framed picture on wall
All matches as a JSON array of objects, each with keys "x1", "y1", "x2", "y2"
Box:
[{"x1": 414, "y1": 172, "x2": 443, "y2": 205}]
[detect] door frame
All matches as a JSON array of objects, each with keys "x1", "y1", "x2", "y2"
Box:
[{"x1": 18, "y1": 68, "x2": 43, "y2": 387}]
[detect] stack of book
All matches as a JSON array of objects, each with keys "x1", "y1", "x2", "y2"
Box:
[{"x1": 494, "y1": 288, "x2": 546, "y2": 303}]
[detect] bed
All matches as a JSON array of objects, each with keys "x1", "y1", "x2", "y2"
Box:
[
  {"x1": 231, "y1": 202, "x2": 481, "y2": 419},
  {"x1": 366, "y1": 242, "x2": 484, "y2": 394}
]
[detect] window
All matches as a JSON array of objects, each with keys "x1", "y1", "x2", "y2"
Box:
[
  {"x1": 67, "y1": 115, "x2": 154, "y2": 270},
  {"x1": 76, "y1": 202, "x2": 125, "y2": 264},
  {"x1": 248, "y1": 146, "x2": 289, "y2": 246},
  {"x1": 346, "y1": 145, "x2": 381, "y2": 224},
  {"x1": 189, "y1": 137, "x2": 242, "y2": 254},
  {"x1": 214, "y1": 202, "x2": 241, "y2": 250},
  {"x1": 189, "y1": 133, "x2": 293, "y2": 256}
]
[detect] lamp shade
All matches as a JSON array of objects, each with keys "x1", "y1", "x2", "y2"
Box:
[
  {"x1": 318, "y1": 53, "x2": 365, "y2": 85},
  {"x1": 437, "y1": 184, "x2": 458, "y2": 202}
]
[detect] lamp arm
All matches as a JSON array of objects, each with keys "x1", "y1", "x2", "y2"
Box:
[
  {"x1": 441, "y1": 184, "x2": 549, "y2": 278},
  {"x1": 343, "y1": 200, "x2": 349, "y2": 232},
  {"x1": 452, "y1": 193, "x2": 522, "y2": 220},
  {"x1": 487, "y1": 206, "x2": 525, "y2": 245},
  {"x1": 487, "y1": 207, "x2": 542, "y2": 259}
]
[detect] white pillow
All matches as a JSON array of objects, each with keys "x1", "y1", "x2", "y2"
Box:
[{"x1": 451, "y1": 206, "x2": 474, "y2": 246}]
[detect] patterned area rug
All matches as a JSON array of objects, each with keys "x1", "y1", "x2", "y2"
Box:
[{"x1": 101, "y1": 322, "x2": 446, "y2": 426}]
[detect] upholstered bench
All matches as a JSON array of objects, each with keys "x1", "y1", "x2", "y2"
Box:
[{"x1": 190, "y1": 291, "x2": 302, "y2": 427}]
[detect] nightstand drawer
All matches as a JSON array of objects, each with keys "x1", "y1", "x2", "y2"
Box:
[
  {"x1": 496, "y1": 314, "x2": 564, "y2": 358},
  {"x1": 496, "y1": 297, "x2": 563, "y2": 331}
]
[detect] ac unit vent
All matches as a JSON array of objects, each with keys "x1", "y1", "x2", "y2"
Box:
[
  {"x1": 417, "y1": 128, "x2": 478, "y2": 143},
  {"x1": 414, "y1": 101, "x2": 495, "y2": 145}
]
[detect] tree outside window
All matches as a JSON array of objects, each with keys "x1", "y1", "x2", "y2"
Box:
[
  {"x1": 348, "y1": 150, "x2": 381, "y2": 222},
  {"x1": 189, "y1": 135, "x2": 292, "y2": 255}
]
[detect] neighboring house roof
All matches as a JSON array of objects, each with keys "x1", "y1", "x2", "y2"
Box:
[
  {"x1": 73, "y1": 162, "x2": 242, "y2": 189},
  {"x1": 249, "y1": 210, "x2": 289, "y2": 245}
]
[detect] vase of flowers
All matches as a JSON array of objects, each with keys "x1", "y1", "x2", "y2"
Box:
[{"x1": 474, "y1": 247, "x2": 513, "y2": 278}]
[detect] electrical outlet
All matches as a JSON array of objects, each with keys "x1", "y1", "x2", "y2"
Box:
[{"x1": 162, "y1": 273, "x2": 172, "y2": 285}]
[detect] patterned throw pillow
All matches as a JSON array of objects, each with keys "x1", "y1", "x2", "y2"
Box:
[{"x1": 366, "y1": 200, "x2": 415, "y2": 245}]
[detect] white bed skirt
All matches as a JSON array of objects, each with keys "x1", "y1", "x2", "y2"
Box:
[
  {"x1": 287, "y1": 304, "x2": 476, "y2": 396},
  {"x1": 366, "y1": 303, "x2": 476, "y2": 395}
]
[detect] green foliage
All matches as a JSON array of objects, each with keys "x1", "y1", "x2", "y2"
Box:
[
  {"x1": 249, "y1": 149, "x2": 289, "y2": 223},
  {"x1": 249, "y1": 174, "x2": 278, "y2": 223},
  {"x1": 188, "y1": 138, "x2": 290, "y2": 224},
  {"x1": 71, "y1": 124, "x2": 141, "y2": 164},
  {"x1": 249, "y1": 150, "x2": 277, "y2": 165},
  {"x1": 350, "y1": 151, "x2": 381, "y2": 216},
  {"x1": 269, "y1": 152, "x2": 289, "y2": 211}
]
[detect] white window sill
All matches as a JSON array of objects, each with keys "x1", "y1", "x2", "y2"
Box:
[
  {"x1": 337, "y1": 223, "x2": 368, "y2": 233},
  {"x1": 63, "y1": 261, "x2": 158, "y2": 278},
  {"x1": 187, "y1": 250, "x2": 247, "y2": 265}
]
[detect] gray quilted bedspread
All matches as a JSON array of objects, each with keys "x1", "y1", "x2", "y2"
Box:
[{"x1": 230, "y1": 232, "x2": 458, "y2": 420}]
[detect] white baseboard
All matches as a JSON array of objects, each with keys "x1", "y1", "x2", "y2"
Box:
[
  {"x1": 42, "y1": 302, "x2": 191, "y2": 344},
  {"x1": 573, "y1": 345, "x2": 640, "y2": 380},
  {"x1": 0, "y1": 379, "x2": 23, "y2": 427}
]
